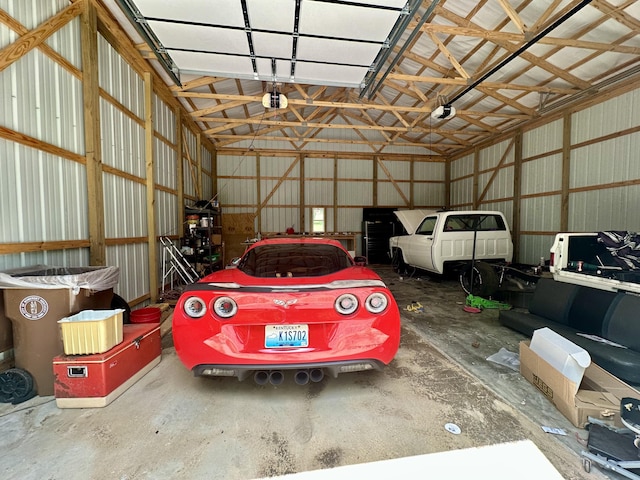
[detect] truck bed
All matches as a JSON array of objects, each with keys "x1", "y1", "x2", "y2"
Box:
[{"x1": 551, "y1": 232, "x2": 640, "y2": 294}]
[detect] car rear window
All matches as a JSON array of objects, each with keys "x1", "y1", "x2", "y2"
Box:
[
  {"x1": 238, "y1": 244, "x2": 353, "y2": 278},
  {"x1": 443, "y1": 214, "x2": 506, "y2": 232}
]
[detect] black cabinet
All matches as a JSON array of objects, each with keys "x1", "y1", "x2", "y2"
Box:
[
  {"x1": 362, "y1": 221, "x2": 397, "y2": 264},
  {"x1": 362, "y1": 208, "x2": 401, "y2": 264}
]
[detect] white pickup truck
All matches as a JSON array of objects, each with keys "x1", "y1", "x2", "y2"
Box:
[
  {"x1": 389, "y1": 209, "x2": 514, "y2": 296},
  {"x1": 549, "y1": 231, "x2": 640, "y2": 294}
]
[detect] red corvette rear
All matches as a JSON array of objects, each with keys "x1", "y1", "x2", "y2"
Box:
[{"x1": 172, "y1": 238, "x2": 401, "y2": 385}]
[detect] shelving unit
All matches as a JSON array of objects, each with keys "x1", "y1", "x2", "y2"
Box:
[{"x1": 183, "y1": 205, "x2": 224, "y2": 276}]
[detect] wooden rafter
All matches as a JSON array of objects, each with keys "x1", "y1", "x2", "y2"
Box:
[
  {"x1": 496, "y1": 0, "x2": 528, "y2": 34},
  {"x1": 78, "y1": 0, "x2": 640, "y2": 156},
  {"x1": 180, "y1": 92, "x2": 432, "y2": 115},
  {"x1": 426, "y1": 30, "x2": 470, "y2": 79},
  {"x1": 422, "y1": 23, "x2": 640, "y2": 55}
]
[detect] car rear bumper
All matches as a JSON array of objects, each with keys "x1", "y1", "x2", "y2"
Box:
[{"x1": 193, "y1": 358, "x2": 385, "y2": 381}]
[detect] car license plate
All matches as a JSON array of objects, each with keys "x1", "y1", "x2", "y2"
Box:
[{"x1": 265, "y1": 324, "x2": 309, "y2": 348}]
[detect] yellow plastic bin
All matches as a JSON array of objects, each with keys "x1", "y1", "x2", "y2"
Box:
[{"x1": 58, "y1": 309, "x2": 124, "y2": 355}]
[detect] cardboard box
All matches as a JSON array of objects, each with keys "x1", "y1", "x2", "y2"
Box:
[
  {"x1": 58, "y1": 309, "x2": 124, "y2": 355},
  {"x1": 530, "y1": 327, "x2": 591, "y2": 386},
  {"x1": 210, "y1": 233, "x2": 222, "y2": 246},
  {"x1": 520, "y1": 340, "x2": 640, "y2": 428}
]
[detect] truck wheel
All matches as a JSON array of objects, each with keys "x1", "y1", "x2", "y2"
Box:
[
  {"x1": 459, "y1": 262, "x2": 499, "y2": 297},
  {"x1": 391, "y1": 249, "x2": 407, "y2": 275}
]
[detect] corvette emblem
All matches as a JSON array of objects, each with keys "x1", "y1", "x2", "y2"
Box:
[{"x1": 273, "y1": 298, "x2": 298, "y2": 307}]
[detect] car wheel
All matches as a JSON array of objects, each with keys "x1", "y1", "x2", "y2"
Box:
[
  {"x1": 391, "y1": 249, "x2": 407, "y2": 275},
  {"x1": 459, "y1": 261, "x2": 499, "y2": 297}
]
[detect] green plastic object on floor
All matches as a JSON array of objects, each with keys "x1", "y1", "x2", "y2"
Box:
[{"x1": 465, "y1": 294, "x2": 511, "y2": 310}]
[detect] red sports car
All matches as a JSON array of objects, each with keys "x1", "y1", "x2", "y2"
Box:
[{"x1": 173, "y1": 237, "x2": 401, "y2": 385}]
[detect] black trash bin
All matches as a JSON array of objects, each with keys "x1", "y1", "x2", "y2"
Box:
[{"x1": 0, "y1": 266, "x2": 119, "y2": 396}]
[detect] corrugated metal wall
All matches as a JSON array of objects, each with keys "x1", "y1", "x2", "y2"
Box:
[
  {"x1": 99, "y1": 35, "x2": 150, "y2": 303},
  {"x1": 0, "y1": 1, "x2": 89, "y2": 270},
  {"x1": 0, "y1": 3, "x2": 208, "y2": 306},
  {"x1": 154, "y1": 93, "x2": 180, "y2": 242},
  {"x1": 377, "y1": 159, "x2": 408, "y2": 207},
  {"x1": 519, "y1": 119, "x2": 564, "y2": 264},
  {"x1": 449, "y1": 88, "x2": 640, "y2": 265},
  {"x1": 450, "y1": 153, "x2": 474, "y2": 208},
  {"x1": 217, "y1": 153, "x2": 448, "y2": 253},
  {"x1": 259, "y1": 156, "x2": 300, "y2": 233},
  {"x1": 413, "y1": 161, "x2": 446, "y2": 207},
  {"x1": 570, "y1": 89, "x2": 640, "y2": 231}
]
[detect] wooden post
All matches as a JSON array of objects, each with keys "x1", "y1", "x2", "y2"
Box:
[
  {"x1": 372, "y1": 155, "x2": 378, "y2": 207},
  {"x1": 197, "y1": 133, "x2": 203, "y2": 199},
  {"x1": 144, "y1": 72, "x2": 158, "y2": 302},
  {"x1": 409, "y1": 157, "x2": 415, "y2": 209},
  {"x1": 80, "y1": 1, "x2": 105, "y2": 266},
  {"x1": 299, "y1": 154, "x2": 305, "y2": 232},
  {"x1": 333, "y1": 155, "x2": 338, "y2": 231},
  {"x1": 176, "y1": 109, "x2": 184, "y2": 239},
  {"x1": 472, "y1": 147, "x2": 480, "y2": 209},
  {"x1": 513, "y1": 130, "x2": 523, "y2": 261},
  {"x1": 445, "y1": 157, "x2": 451, "y2": 209},
  {"x1": 212, "y1": 145, "x2": 218, "y2": 202},
  {"x1": 256, "y1": 152, "x2": 262, "y2": 234},
  {"x1": 561, "y1": 113, "x2": 571, "y2": 231}
]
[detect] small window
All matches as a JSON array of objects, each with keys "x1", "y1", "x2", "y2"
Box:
[
  {"x1": 418, "y1": 217, "x2": 437, "y2": 235},
  {"x1": 311, "y1": 208, "x2": 325, "y2": 233}
]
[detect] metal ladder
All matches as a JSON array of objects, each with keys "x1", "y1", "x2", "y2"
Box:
[{"x1": 160, "y1": 236, "x2": 200, "y2": 293}]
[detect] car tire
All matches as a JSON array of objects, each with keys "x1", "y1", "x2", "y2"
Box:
[
  {"x1": 459, "y1": 261, "x2": 499, "y2": 297},
  {"x1": 391, "y1": 249, "x2": 407, "y2": 275}
]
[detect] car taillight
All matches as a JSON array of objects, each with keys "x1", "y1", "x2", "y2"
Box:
[
  {"x1": 365, "y1": 292, "x2": 388, "y2": 314},
  {"x1": 335, "y1": 293, "x2": 358, "y2": 315},
  {"x1": 550, "y1": 252, "x2": 555, "y2": 267},
  {"x1": 183, "y1": 296, "x2": 206, "y2": 318},
  {"x1": 213, "y1": 296, "x2": 238, "y2": 319}
]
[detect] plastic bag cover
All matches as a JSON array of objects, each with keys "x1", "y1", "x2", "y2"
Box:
[{"x1": 0, "y1": 265, "x2": 119, "y2": 294}]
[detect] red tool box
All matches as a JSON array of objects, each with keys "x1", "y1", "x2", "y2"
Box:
[{"x1": 53, "y1": 322, "x2": 161, "y2": 408}]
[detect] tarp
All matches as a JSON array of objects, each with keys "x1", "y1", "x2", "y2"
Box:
[
  {"x1": 0, "y1": 265, "x2": 119, "y2": 294},
  {"x1": 597, "y1": 231, "x2": 640, "y2": 269}
]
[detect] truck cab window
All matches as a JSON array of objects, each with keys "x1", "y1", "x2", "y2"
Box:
[{"x1": 418, "y1": 217, "x2": 437, "y2": 235}]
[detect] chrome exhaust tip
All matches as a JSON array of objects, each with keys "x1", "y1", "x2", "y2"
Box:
[
  {"x1": 294, "y1": 369, "x2": 310, "y2": 385},
  {"x1": 309, "y1": 368, "x2": 324, "y2": 383},
  {"x1": 254, "y1": 370, "x2": 269, "y2": 385},
  {"x1": 269, "y1": 370, "x2": 284, "y2": 386}
]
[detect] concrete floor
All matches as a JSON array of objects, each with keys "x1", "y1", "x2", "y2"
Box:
[{"x1": 0, "y1": 265, "x2": 615, "y2": 480}]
